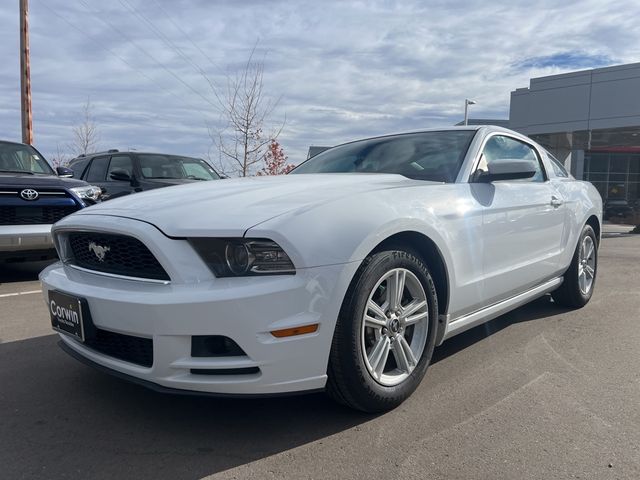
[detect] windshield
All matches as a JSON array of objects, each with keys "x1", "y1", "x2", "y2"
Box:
[
  {"x1": 291, "y1": 130, "x2": 476, "y2": 182},
  {"x1": 0, "y1": 142, "x2": 55, "y2": 175},
  {"x1": 138, "y1": 154, "x2": 220, "y2": 180}
]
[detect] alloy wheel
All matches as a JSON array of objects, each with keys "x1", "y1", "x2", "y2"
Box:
[
  {"x1": 361, "y1": 268, "x2": 429, "y2": 386},
  {"x1": 578, "y1": 236, "x2": 596, "y2": 295}
]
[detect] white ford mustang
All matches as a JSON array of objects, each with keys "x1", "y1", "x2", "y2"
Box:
[{"x1": 40, "y1": 126, "x2": 602, "y2": 412}]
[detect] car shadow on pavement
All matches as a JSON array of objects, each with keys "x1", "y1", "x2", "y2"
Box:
[
  {"x1": 432, "y1": 294, "x2": 571, "y2": 365},
  {"x1": 1, "y1": 294, "x2": 568, "y2": 480},
  {"x1": 0, "y1": 334, "x2": 371, "y2": 480}
]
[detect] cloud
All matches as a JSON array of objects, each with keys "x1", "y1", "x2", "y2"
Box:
[
  {"x1": 514, "y1": 51, "x2": 617, "y2": 70},
  {"x1": 1, "y1": 0, "x2": 639, "y2": 166}
]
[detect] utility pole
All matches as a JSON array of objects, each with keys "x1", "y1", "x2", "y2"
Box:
[
  {"x1": 20, "y1": 0, "x2": 33, "y2": 145},
  {"x1": 463, "y1": 99, "x2": 476, "y2": 126}
]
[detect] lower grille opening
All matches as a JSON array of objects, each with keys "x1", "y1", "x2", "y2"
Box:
[
  {"x1": 0, "y1": 205, "x2": 78, "y2": 225},
  {"x1": 0, "y1": 248, "x2": 57, "y2": 263},
  {"x1": 191, "y1": 335, "x2": 246, "y2": 357},
  {"x1": 84, "y1": 328, "x2": 153, "y2": 368},
  {"x1": 190, "y1": 367, "x2": 260, "y2": 376}
]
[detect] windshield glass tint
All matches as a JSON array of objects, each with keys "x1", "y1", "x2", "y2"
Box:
[
  {"x1": 291, "y1": 131, "x2": 476, "y2": 182},
  {"x1": 0, "y1": 143, "x2": 54, "y2": 174},
  {"x1": 138, "y1": 155, "x2": 219, "y2": 180}
]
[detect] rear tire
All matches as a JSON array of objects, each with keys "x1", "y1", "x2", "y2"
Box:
[
  {"x1": 552, "y1": 224, "x2": 598, "y2": 308},
  {"x1": 326, "y1": 249, "x2": 438, "y2": 412}
]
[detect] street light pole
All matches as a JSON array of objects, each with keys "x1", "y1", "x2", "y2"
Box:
[
  {"x1": 463, "y1": 99, "x2": 476, "y2": 126},
  {"x1": 19, "y1": 0, "x2": 33, "y2": 145}
]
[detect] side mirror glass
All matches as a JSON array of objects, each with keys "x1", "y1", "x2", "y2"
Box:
[
  {"x1": 56, "y1": 166, "x2": 74, "y2": 178},
  {"x1": 475, "y1": 159, "x2": 537, "y2": 183}
]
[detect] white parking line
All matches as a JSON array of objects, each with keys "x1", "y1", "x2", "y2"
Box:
[{"x1": 0, "y1": 289, "x2": 42, "y2": 298}]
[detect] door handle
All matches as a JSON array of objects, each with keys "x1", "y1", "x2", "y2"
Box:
[{"x1": 550, "y1": 196, "x2": 563, "y2": 208}]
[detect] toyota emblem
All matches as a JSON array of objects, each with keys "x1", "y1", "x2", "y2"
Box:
[{"x1": 20, "y1": 189, "x2": 39, "y2": 201}]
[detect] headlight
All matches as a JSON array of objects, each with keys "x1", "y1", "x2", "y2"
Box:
[
  {"x1": 70, "y1": 185, "x2": 102, "y2": 202},
  {"x1": 189, "y1": 238, "x2": 295, "y2": 277}
]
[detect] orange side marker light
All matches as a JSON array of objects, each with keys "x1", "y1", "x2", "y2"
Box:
[{"x1": 271, "y1": 324, "x2": 319, "y2": 338}]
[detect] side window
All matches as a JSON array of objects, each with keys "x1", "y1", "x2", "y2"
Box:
[
  {"x1": 547, "y1": 152, "x2": 569, "y2": 178},
  {"x1": 106, "y1": 155, "x2": 133, "y2": 181},
  {"x1": 85, "y1": 156, "x2": 109, "y2": 181},
  {"x1": 480, "y1": 135, "x2": 545, "y2": 182}
]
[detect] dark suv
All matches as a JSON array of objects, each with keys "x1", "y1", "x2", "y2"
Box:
[
  {"x1": 69, "y1": 150, "x2": 220, "y2": 200},
  {"x1": 0, "y1": 140, "x2": 101, "y2": 262}
]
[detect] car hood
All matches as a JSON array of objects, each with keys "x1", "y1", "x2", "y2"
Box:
[
  {"x1": 0, "y1": 173, "x2": 88, "y2": 188},
  {"x1": 75, "y1": 173, "x2": 430, "y2": 236}
]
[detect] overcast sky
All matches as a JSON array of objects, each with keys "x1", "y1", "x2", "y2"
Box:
[{"x1": 1, "y1": 0, "x2": 639, "y2": 168}]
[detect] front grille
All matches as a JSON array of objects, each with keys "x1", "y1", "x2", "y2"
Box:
[
  {"x1": 0, "y1": 188, "x2": 69, "y2": 197},
  {"x1": 85, "y1": 328, "x2": 153, "y2": 367},
  {"x1": 0, "y1": 206, "x2": 78, "y2": 225},
  {"x1": 67, "y1": 232, "x2": 170, "y2": 281}
]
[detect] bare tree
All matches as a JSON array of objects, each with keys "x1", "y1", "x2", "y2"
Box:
[
  {"x1": 210, "y1": 47, "x2": 284, "y2": 177},
  {"x1": 72, "y1": 97, "x2": 100, "y2": 156},
  {"x1": 50, "y1": 143, "x2": 70, "y2": 168}
]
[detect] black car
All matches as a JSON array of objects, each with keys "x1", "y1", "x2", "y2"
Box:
[
  {"x1": 69, "y1": 150, "x2": 220, "y2": 200},
  {"x1": 0, "y1": 140, "x2": 101, "y2": 262},
  {"x1": 604, "y1": 198, "x2": 635, "y2": 221}
]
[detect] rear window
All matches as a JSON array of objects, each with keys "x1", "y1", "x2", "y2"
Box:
[{"x1": 545, "y1": 152, "x2": 569, "y2": 178}]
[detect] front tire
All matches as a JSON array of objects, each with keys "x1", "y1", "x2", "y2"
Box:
[
  {"x1": 552, "y1": 224, "x2": 598, "y2": 308},
  {"x1": 327, "y1": 249, "x2": 438, "y2": 412}
]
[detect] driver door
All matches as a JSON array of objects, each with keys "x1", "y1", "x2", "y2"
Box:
[{"x1": 474, "y1": 135, "x2": 566, "y2": 305}]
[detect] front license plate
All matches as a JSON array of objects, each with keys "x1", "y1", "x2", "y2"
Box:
[{"x1": 49, "y1": 290, "x2": 85, "y2": 342}]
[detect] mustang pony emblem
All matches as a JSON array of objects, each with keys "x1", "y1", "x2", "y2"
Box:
[{"x1": 88, "y1": 241, "x2": 110, "y2": 262}]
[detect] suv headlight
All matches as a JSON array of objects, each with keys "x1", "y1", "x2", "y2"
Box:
[
  {"x1": 70, "y1": 185, "x2": 102, "y2": 202},
  {"x1": 189, "y1": 238, "x2": 295, "y2": 277}
]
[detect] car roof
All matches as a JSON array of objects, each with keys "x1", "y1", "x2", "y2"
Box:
[
  {"x1": 325, "y1": 125, "x2": 493, "y2": 150},
  {"x1": 70, "y1": 151, "x2": 203, "y2": 162}
]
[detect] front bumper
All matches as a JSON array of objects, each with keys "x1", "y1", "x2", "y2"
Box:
[
  {"x1": 0, "y1": 224, "x2": 54, "y2": 252},
  {"x1": 40, "y1": 256, "x2": 358, "y2": 396},
  {"x1": 0, "y1": 224, "x2": 57, "y2": 261}
]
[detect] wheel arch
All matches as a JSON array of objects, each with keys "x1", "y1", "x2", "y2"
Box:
[
  {"x1": 585, "y1": 214, "x2": 601, "y2": 246},
  {"x1": 367, "y1": 231, "x2": 450, "y2": 343}
]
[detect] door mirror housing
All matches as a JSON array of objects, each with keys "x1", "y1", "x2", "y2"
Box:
[
  {"x1": 109, "y1": 169, "x2": 132, "y2": 182},
  {"x1": 56, "y1": 166, "x2": 74, "y2": 178},
  {"x1": 475, "y1": 159, "x2": 537, "y2": 183}
]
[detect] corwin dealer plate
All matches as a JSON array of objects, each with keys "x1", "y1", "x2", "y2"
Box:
[{"x1": 49, "y1": 290, "x2": 86, "y2": 342}]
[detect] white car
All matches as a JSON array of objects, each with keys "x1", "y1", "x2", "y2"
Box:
[{"x1": 40, "y1": 126, "x2": 602, "y2": 412}]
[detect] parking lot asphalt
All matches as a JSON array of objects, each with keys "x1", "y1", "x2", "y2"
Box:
[{"x1": 1, "y1": 234, "x2": 639, "y2": 480}]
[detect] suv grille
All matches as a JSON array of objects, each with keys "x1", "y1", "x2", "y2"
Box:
[
  {"x1": 85, "y1": 328, "x2": 153, "y2": 367},
  {"x1": 0, "y1": 206, "x2": 78, "y2": 225},
  {"x1": 67, "y1": 232, "x2": 170, "y2": 281}
]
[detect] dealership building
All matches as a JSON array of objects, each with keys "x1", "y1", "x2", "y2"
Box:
[{"x1": 509, "y1": 62, "x2": 640, "y2": 218}]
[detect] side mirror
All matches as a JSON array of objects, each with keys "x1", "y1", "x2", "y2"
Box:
[
  {"x1": 109, "y1": 169, "x2": 132, "y2": 182},
  {"x1": 56, "y1": 166, "x2": 74, "y2": 178},
  {"x1": 475, "y1": 159, "x2": 537, "y2": 183}
]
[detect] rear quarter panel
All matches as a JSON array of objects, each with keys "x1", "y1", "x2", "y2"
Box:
[{"x1": 551, "y1": 178, "x2": 603, "y2": 269}]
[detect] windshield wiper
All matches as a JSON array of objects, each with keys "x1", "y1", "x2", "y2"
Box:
[{"x1": 0, "y1": 169, "x2": 35, "y2": 175}]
